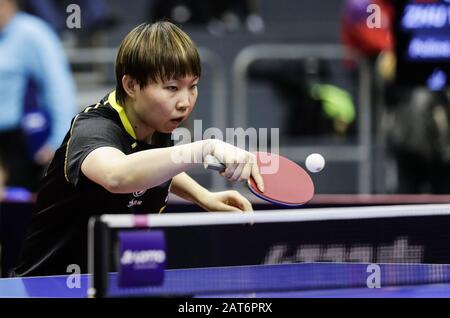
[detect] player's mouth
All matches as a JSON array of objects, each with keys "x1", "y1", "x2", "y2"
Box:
[{"x1": 170, "y1": 116, "x2": 184, "y2": 125}]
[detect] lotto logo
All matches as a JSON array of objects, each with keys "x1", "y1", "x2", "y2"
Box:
[{"x1": 120, "y1": 249, "x2": 166, "y2": 266}]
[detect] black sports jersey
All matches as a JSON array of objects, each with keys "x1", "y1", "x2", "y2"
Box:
[{"x1": 13, "y1": 91, "x2": 174, "y2": 276}]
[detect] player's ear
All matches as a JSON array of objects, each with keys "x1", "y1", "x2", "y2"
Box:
[{"x1": 122, "y1": 75, "x2": 138, "y2": 99}]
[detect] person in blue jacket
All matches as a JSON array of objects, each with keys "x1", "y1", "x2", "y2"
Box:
[{"x1": 0, "y1": 0, "x2": 77, "y2": 193}]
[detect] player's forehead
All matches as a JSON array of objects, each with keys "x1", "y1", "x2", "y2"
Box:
[{"x1": 160, "y1": 75, "x2": 199, "y2": 83}]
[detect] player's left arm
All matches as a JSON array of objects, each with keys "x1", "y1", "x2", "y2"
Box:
[{"x1": 171, "y1": 172, "x2": 253, "y2": 212}]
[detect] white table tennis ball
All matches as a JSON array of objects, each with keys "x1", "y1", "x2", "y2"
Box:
[{"x1": 306, "y1": 153, "x2": 325, "y2": 173}]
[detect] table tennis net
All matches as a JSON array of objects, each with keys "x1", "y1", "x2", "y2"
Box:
[{"x1": 92, "y1": 204, "x2": 450, "y2": 297}]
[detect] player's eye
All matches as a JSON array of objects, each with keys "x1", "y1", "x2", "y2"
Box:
[
  {"x1": 165, "y1": 86, "x2": 178, "y2": 91},
  {"x1": 190, "y1": 84, "x2": 198, "y2": 90}
]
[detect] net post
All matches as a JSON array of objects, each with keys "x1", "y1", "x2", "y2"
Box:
[{"x1": 87, "y1": 216, "x2": 110, "y2": 298}]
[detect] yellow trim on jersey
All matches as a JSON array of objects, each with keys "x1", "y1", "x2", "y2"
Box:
[
  {"x1": 64, "y1": 94, "x2": 139, "y2": 183},
  {"x1": 64, "y1": 104, "x2": 100, "y2": 182},
  {"x1": 64, "y1": 114, "x2": 81, "y2": 183},
  {"x1": 158, "y1": 205, "x2": 166, "y2": 214},
  {"x1": 107, "y1": 91, "x2": 137, "y2": 140}
]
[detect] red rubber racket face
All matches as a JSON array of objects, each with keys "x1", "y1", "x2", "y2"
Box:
[{"x1": 248, "y1": 152, "x2": 315, "y2": 206}]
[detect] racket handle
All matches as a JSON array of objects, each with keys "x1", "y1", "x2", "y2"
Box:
[{"x1": 204, "y1": 155, "x2": 226, "y2": 172}]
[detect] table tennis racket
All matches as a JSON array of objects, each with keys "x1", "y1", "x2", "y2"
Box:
[{"x1": 204, "y1": 151, "x2": 315, "y2": 206}]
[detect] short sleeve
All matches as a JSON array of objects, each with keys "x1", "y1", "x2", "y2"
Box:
[
  {"x1": 65, "y1": 116, "x2": 128, "y2": 186},
  {"x1": 153, "y1": 132, "x2": 175, "y2": 148}
]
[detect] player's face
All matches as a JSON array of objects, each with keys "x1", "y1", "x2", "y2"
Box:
[{"x1": 134, "y1": 75, "x2": 199, "y2": 133}]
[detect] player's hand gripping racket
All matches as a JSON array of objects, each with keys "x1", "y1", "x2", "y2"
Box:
[{"x1": 204, "y1": 151, "x2": 314, "y2": 207}]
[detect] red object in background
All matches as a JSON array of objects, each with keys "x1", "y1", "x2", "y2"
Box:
[{"x1": 341, "y1": 0, "x2": 394, "y2": 57}]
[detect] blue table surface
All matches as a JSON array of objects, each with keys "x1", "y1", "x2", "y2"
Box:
[{"x1": 1, "y1": 263, "x2": 450, "y2": 298}]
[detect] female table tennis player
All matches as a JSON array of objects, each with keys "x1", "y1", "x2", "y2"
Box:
[{"x1": 12, "y1": 21, "x2": 264, "y2": 277}]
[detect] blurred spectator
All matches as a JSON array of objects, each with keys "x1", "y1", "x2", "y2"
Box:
[
  {"x1": 385, "y1": 88, "x2": 450, "y2": 193},
  {"x1": 341, "y1": 0, "x2": 450, "y2": 193},
  {"x1": 340, "y1": 0, "x2": 395, "y2": 130},
  {"x1": 150, "y1": 0, "x2": 265, "y2": 35},
  {"x1": 341, "y1": 0, "x2": 394, "y2": 59},
  {"x1": 0, "y1": 0, "x2": 77, "y2": 194}
]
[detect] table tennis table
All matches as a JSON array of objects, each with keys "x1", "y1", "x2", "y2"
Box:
[{"x1": 1, "y1": 262, "x2": 450, "y2": 298}]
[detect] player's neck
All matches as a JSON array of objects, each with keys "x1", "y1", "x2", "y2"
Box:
[{"x1": 123, "y1": 102, "x2": 155, "y2": 143}]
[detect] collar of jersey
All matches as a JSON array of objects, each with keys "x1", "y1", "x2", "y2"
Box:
[{"x1": 107, "y1": 91, "x2": 137, "y2": 140}]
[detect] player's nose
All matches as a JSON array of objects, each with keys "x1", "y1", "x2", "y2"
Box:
[{"x1": 176, "y1": 92, "x2": 191, "y2": 111}]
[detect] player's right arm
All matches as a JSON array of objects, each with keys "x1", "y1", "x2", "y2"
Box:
[{"x1": 80, "y1": 139, "x2": 263, "y2": 194}]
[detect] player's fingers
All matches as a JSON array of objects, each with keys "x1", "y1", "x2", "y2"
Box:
[
  {"x1": 238, "y1": 197, "x2": 253, "y2": 212},
  {"x1": 239, "y1": 162, "x2": 253, "y2": 182},
  {"x1": 223, "y1": 162, "x2": 239, "y2": 179},
  {"x1": 236, "y1": 153, "x2": 254, "y2": 181},
  {"x1": 251, "y1": 163, "x2": 264, "y2": 192},
  {"x1": 217, "y1": 201, "x2": 241, "y2": 212},
  {"x1": 230, "y1": 163, "x2": 245, "y2": 182},
  {"x1": 229, "y1": 191, "x2": 253, "y2": 212}
]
